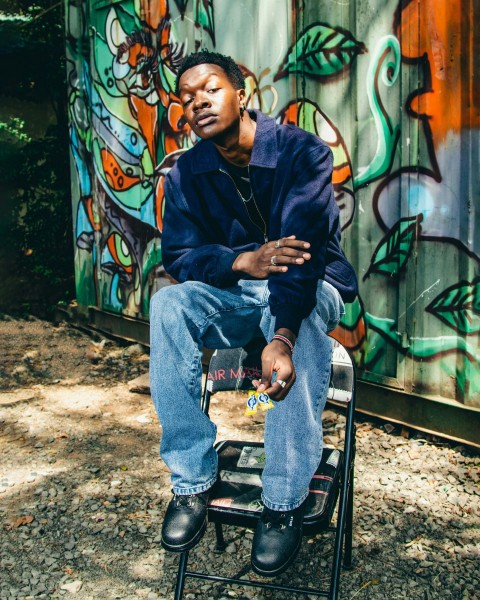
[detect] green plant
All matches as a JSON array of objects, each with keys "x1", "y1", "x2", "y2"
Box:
[
  {"x1": 8, "y1": 128, "x2": 75, "y2": 308},
  {"x1": 0, "y1": 1, "x2": 75, "y2": 315}
]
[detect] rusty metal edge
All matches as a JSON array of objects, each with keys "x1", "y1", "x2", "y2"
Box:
[
  {"x1": 356, "y1": 381, "x2": 480, "y2": 449},
  {"x1": 55, "y1": 304, "x2": 150, "y2": 346}
]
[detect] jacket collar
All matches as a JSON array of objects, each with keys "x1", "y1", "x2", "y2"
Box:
[{"x1": 191, "y1": 109, "x2": 278, "y2": 174}]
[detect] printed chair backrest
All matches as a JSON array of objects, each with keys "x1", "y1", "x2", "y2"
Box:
[{"x1": 206, "y1": 337, "x2": 354, "y2": 402}]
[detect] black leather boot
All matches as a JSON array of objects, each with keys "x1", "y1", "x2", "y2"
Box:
[
  {"x1": 251, "y1": 500, "x2": 306, "y2": 577},
  {"x1": 161, "y1": 490, "x2": 210, "y2": 552}
]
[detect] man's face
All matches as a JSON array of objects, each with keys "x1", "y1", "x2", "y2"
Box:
[{"x1": 178, "y1": 63, "x2": 245, "y2": 142}]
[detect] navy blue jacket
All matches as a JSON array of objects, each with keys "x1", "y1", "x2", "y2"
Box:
[{"x1": 162, "y1": 110, "x2": 357, "y2": 335}]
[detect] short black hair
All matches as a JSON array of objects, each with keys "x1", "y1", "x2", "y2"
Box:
[{"x1": 175, "y1": 49, "x2": 245, "y2": 95}]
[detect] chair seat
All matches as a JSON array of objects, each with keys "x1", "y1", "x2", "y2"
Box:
[{"x1": 208, "y1": 440, "x2": 343, "y2": 535}]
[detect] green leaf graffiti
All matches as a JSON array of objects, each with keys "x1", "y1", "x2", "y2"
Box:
[
  {"x1": 364, "y1": 313, "x2": 401, "y2": 346},
  {"x1": 274, "y1": 23, "x2": 366, "y2": 81},
  {"x1": 426, "y1": 277, "x2": 480, "y2": 335},
  {"x1": 364, "y1": 215, "x2": 421, "y2": 281},
  {"x1": 340, "y1": 296, "x2": 363, "y2": 330},
  {"x1": 195, "y1": 0, "x2": 215, "y2": 45}
]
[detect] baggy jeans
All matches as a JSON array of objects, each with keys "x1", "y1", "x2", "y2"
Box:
[{"x1": 149, "y1": 278, "x2": 344, "y2": 511}]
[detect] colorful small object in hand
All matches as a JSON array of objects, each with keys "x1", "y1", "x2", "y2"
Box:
[
  {"x1": 245, "y1": 390, "x2": 274, "y2": 416},
  {"x1": 257, "y1": 392, "x2": 274, "y2": 411}
]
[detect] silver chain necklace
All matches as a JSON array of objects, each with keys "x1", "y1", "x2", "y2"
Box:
[{"x1": 233, "y1": 174, "x2": 253, "y2": 202}]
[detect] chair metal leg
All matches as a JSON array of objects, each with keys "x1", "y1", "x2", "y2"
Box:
[
  {"x1": 214, "y1": 522, "x2": 227, "y2": 552},
  {"x1": 329, "y1": 397, "x2": 356, "y2": 599},
  {"x1": 329, "y1": 461, "x2": 351, "y2": 600},
  {"x1": 174, "y1": 550, "x2": 189, "y2": 600},
  {"x1": 343, "y1": 464, "x2": 354, "y2": 569},
  {"x1": 329, "y1": 505, "x2": 345, "y2": 599}
]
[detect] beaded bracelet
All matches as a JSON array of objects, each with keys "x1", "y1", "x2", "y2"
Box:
[{"x1": 272, "y1": 334, "x2": 294, "y2": 353}]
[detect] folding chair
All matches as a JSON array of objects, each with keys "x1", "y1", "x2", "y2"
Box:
[{"x1": 172, "y1": 336, "x2": 356, "y2": 599}]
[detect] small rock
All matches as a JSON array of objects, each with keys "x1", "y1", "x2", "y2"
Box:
[
  {"x1": 225, "y1": 543, "x2": 236, "y2": 554},
  {"x1": 60, "y1": 580, "x2": 83, "y2": 594},
  {"x1": 128, "y1": 373, "x2": 151, "y2": 394},
  {"x1": 124, "y1": 343, "x2": 145, "y2": 357},
  {"x1": 136, "y1": 414, "x2": 152, "y2": 424}
]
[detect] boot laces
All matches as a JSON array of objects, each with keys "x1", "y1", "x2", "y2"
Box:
[
  {"x1": 175, "y1": 495, "x2": 195, "y2": 508},
  {"x1": 173, "y1": 491, "x2": 208, "y2": 509},
  {"x1": 263, "y1": 509, "x2": 294, "y2": 531}
]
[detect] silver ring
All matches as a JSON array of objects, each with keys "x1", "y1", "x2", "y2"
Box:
[
  {"x1": 274, "y1": 239, "x2": 281, "y2": 249},
  {"x1": 277, "y1": 379, "x2": 287, "y2": 389},
  {"x1": 270, "y1": 255, "x2": 277, "y2": 266}
]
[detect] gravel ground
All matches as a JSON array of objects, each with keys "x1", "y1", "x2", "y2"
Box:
[{"x1": 0, "y1": 315, "x2": 479, "y2": 600}]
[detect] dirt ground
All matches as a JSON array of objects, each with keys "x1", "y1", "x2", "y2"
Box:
[
  {"x1": 0, "y1": 315, "x2": 268, "y2": 600},
  {"x1": 0, "y1": 315, "x2": 479, "y2": 600}
]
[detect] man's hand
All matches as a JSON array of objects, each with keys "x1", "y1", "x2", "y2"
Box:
[
  {"x1": 252, "y1": 329, "x2": 297, "y2": 401},
  {"x1": 233, "y1": 235, "x2": 311, "y2": 279}
]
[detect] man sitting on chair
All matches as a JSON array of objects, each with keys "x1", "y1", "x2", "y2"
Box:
[{"x1": 149, "y1": 50, "x2": 357, "y2": 577}]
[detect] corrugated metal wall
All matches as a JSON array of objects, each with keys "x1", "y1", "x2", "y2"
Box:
[{"x1": 65, "y1": 1, "x2": 480, "y2": 420}]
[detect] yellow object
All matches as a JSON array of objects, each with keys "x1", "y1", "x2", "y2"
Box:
[{"x1": 244, "y1": 390, "x2": 274, "y2": 416}]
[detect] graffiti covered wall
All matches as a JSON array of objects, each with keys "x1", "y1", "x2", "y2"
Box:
[{"x1": 65, "y1": 0, "x2": 480, "y2": 409}]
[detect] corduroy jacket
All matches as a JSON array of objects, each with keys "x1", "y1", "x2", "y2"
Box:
[{"x1": 162, "y1": 109, "x2": 357, "y2": 335}]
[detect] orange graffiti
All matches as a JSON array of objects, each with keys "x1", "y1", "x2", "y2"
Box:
[
  {"x1": 158, "y1": 26, "x2": 170, "y2": 48},
  {"x1": 125, "y1": 42, "x2": 154, "y2": 69},
  {"x1": 281, "y1": 103, "x2": 298, "y2": 126},
  {"x1": 84, "y1": 195, "x2": 101, "y2": 232},
  {"x1": 280, "y1": 101, "x2": 352, "y2": 187},
  {"x1": 107, "y1": 234, "x2": 133, "y2": 273},
  {"x1": 330, "y1": 318, "x2": 366, "y2": 353},
  {"x1": 168, "y1": 102, "x2": 188, "y2": 133},
  {"x1": 164, "y1": 135, "x2": 180, "y2": 155},
  {"x1": 398, "y1": 0, "x2": 479, "y2": 142},
  {"x1": 164, "y1": 101, "x2": 191, "y2": 154},
  {"x1": 332, "y1": 164, "x2": 352, "y2": 187},
  {"x1": 130, "y1": 95, "x2": 159, "y2": 162},
  {"x1": 101, "y1": 149, "x2": 140, "y2": 191},
  {"x1": 155, "y1": 101, "x2": 191, "y2": 155},
  {"x1": 137, "y1": 0, "x2": 167, "y2": 31}
]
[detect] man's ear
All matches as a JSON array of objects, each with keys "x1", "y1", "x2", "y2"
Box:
[{"x1": 237, "y1": 88, "x2": 246, "y2": 107}]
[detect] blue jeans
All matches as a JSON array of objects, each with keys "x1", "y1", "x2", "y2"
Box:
[{"x1": 149, "y1": 279, "x2": 344, "y2": 511}]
